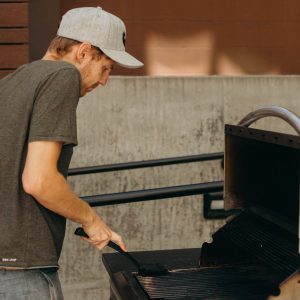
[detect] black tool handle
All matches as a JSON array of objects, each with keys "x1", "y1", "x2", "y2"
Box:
[
  {"x1": 74, "y1": 227, "x2": 89, "y2": 238},
  {"x1": 74, "y1": 227, "x2": 123, "y2": 253},
  {"x1": 74, "y1": 227, "x2": 141, "y2": 268}
]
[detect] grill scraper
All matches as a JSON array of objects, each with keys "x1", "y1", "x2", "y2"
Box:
[{"x1": 74, "y1": 227, "x2": 168, "y2": 277}]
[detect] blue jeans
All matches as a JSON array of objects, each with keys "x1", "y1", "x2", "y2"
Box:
[{"x1": 0, "y1": 268, "x2": 64, "y2": 300}]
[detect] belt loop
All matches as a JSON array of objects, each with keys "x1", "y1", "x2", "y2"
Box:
[{"x1": 39, "y1": 270, "x2": 57, "y2": 300}]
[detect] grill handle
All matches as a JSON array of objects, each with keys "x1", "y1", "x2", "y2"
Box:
[{"x1": 238, "y1": 105, "x2": 300, "y2": 136}]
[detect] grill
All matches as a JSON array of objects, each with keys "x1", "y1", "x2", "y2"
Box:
[{"x1": 103, "y1": 106, "x2": 300, "y2": 300}]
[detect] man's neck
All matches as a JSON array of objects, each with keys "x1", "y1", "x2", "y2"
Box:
[
  {"x1": 42, "y1": 51, "x2": 59, "y2": 61},
  {"x1": 42, "y1": 51, "x2": 75, "y2": 66}
]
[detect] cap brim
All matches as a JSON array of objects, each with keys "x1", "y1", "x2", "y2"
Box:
[{"x1": 100, "y1": 48, "x2": 143, "y2": 69}]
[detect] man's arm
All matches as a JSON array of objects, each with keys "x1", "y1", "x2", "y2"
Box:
[{"x1": 22, "y1": 141, "x2": 127, "y2": 251}]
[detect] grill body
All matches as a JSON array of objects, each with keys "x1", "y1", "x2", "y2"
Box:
[{"x1": 103, "y1": 125, "x2": 300, "y2": 300}]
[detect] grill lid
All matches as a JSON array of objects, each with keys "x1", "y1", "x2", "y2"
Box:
[{"x1": 224, "y1": 124, "x2": 300, "y2": 253}]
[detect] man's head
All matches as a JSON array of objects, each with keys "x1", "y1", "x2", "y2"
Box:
[
  {"x1": 58, "y1": 6, "x2": 143, "y2": 69},
  {"x1": 46, "y1": 7, "x2": 143, "y2": 96}
]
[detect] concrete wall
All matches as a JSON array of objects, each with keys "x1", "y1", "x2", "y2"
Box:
[{"x1": 58, "y1": 76, "x2": 300, "y2": 300}]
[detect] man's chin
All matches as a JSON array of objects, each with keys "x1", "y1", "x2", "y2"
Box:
[{"x1": 80, "y1": 88, "x2": 94, "y2": 97}]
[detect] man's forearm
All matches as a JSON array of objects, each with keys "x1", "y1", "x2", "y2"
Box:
[{"x1": 26, "y1": 170, "x2": 96, "y2": 226}]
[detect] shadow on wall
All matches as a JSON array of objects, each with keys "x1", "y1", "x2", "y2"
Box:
[{"x1": 61, "y1": 0, "x2": 300, "y2": 76}]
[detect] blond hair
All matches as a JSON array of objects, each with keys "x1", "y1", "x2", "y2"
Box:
[{"x1": 48, "y1": 36, "x2": 104, "y2": 60}]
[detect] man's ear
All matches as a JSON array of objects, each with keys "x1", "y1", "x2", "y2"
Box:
[{"x1": 76, "y1": 42, "x2": 93, "y2": 63}]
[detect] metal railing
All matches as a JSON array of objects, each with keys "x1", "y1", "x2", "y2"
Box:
[
  {"x1": 68, "y1": 152, "x2": 223, "y2": 176},
  {"x1": 68, "y1": 152, "x2": 224, "y2": 207}
]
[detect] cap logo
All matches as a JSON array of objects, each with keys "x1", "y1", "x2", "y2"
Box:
[{"x1": 122, "y1": 32, "x2": 126, "y2": 46}]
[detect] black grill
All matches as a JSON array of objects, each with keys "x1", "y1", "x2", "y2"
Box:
[{"x1": 103, "y1": 123, "x2": 300, "y2": 300}]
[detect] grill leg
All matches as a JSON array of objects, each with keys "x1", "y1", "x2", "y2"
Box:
[{"x1": 109, "y1": 282, "x2": 118, "y2": 300}]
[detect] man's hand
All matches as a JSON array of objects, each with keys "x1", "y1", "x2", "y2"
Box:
[{"x1": 82, "y1": 215, "x2": 128, "y2": 252}]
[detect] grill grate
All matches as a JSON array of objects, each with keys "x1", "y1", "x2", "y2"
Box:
[
  {"x1": 217, "y1": 210, "x2": 300, "y2": 278},
  {"x1": 135, "y1": 265, "x2": 279, "y2": 300},
  {"x1": 135, "y1": 210, "x2": 300, "y2": 300}
]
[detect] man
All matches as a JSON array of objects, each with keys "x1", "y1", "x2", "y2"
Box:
[{"x1": 0, "y1": 6, "x2": 143, "y2": 300}]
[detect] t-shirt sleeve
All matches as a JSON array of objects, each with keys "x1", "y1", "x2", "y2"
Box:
[{"x1": 28, "y1": 67, "x2": 80, "y2": 146}]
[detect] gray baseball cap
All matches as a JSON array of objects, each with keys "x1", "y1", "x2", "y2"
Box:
[{"x1": 57, "y1": 7, "x2": 143, "y2": 68}]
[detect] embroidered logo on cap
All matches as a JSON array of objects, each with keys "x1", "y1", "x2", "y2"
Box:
[{"x1": 122, "y1": 32, "x2": 126, "y2": 46}]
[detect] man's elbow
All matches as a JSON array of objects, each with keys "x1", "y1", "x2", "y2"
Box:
[{"x1": 22, "y1": 172, "x2": 50, "y2": 200}]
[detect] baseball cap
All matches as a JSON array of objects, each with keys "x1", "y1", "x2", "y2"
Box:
[{"x1": 57, "y1": 7, "x2": 143, "y2": 68}]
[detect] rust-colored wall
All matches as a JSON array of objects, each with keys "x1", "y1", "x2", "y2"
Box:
[
  {"x1": 29, "y1": 0, "x2": 60, "y2": 62},
  {"x1": 0, "y1": 0, "x2": 29, "y2": 78},
  {"x1": 61, "y1": 0, "x2": 300, "y2": 76},
  {"x1": 1, "y1": 1, "x2": 300, "y2": 77}
]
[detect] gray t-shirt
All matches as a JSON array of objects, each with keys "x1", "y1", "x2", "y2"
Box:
[{"x1": 0, "y1": 60, "x2": 81, "y2": 268}]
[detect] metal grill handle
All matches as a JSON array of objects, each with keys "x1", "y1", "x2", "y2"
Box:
[{"x1": 237, "y1": 105, "x2": 300, "y2": 136}]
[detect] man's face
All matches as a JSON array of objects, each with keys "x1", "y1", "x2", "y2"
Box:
[{"x1": 79, "y1": 54, "x2": 114, "y2": 97}]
